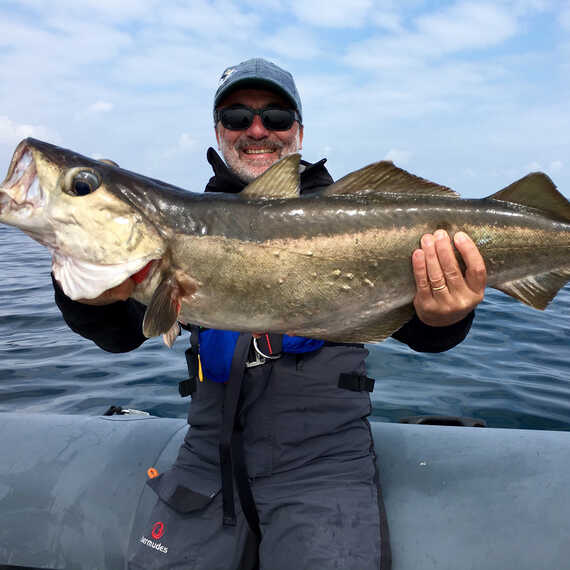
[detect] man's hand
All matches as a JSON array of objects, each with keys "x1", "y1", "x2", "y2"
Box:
[
  {"x1": 77, "y1": 278, "x2": 136, "y2": 306},
  {"x1": 412, "y1": 230, "x2": 486, "y2": 327}
]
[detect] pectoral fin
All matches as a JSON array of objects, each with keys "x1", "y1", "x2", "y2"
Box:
[
  {"x1": 142, "y1": 272, "x2": 198, "y2": 343},
  {"x1": 162, "y1": 322, "x2": 181, "y2": 348},
  {"x1": 143, "y1": 275, "x2": 182, "y2": 339}
]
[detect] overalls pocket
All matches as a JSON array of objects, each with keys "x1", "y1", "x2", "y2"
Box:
[
  {"x1": 147, "y1": 468, "x2": 219, "y2": 514},
  {"x1": 129, "y1": 469, "x2": 224, "y2": 569}
]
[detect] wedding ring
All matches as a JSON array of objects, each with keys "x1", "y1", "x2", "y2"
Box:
[{"x1": 431, "y1": 284, "x2": 447, "y2": 292}]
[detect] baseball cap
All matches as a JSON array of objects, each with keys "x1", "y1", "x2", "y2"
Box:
[{"x1": 214, "y1": 58, "x2": 302, "y2": 122}]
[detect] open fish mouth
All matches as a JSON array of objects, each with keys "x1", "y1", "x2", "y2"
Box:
[
  {"x1": 0, "y1": 141, "x2": 44, "y2": 217},
  {"x1": 1, "y1": 138, "x2": 166, "y2": 301}
]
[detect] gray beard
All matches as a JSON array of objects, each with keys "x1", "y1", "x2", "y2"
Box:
[{"x1": 218, "y1": 132, "x2": 301, "y2": 183}]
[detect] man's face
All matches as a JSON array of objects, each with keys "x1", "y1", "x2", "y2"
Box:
[{"x1": 215, "y1": 88, "x2": 304, "y2": 183}]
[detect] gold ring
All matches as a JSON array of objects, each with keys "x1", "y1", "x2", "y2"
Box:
[{"x1": 431, "y1": 284, "x2": 447, "y2": 292}]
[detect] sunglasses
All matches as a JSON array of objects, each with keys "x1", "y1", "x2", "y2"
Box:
[{"x1": 215, "y1": 105, "x2": 301, "y2": 131}]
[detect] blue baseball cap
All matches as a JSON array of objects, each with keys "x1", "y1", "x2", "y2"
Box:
[{"x1": 214, "y1": 58, "x2": 302, "y2": 122}]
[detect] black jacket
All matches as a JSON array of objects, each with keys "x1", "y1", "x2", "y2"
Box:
[
  {"x1": 204, "y1": 147, "x2": 333, "y2": 194},
  {"x1": 53, "y1": 149, "x2": 474, "y2": 353}
]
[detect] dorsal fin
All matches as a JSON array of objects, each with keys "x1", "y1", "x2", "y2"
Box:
[
  {"x1": 322, "y1": 161, "x2": 459, "y2": 197},
  {"x1": 489, "y1": 172, "x2": 570, "y2": 221},
  {"x1": 240, "y1": 153, "x2": 300, "y2": 199}
]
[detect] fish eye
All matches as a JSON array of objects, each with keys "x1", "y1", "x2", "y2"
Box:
[{"x1": 65, "y1": 169, "x2": 102, "y2": 196}]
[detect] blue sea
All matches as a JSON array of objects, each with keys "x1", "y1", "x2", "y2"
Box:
[{"x1": 0, "y1": 224, "x2": 568, "y2": 431}]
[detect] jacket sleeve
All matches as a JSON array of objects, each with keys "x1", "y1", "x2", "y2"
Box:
[
  {"x1": 52, "y1": 274, "x2": 148, "y2": 353},
  {"x1": 392, "y1": 311, "x2": 475, "y2": 353}
]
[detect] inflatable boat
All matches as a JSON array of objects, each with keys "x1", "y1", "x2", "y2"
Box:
[{"x1": 0, "y1": 412, "x2": 568, "y2": 569}]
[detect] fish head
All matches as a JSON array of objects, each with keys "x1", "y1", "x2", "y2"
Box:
[{"x1": 0, "y1": 138, "x2": 166, "y2": 299}]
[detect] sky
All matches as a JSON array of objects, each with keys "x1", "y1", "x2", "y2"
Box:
[{"x1": 0, "y1": 0, "x2": 569, "y2": 198}]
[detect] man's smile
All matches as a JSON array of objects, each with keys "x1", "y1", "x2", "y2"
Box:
[{"x1": 242, "y1": 148, "x2": 275, "y2": 155}]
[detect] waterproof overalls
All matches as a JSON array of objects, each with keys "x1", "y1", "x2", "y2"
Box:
[{"x1": 129, "y1": 330, "x2": 388, "y2": 569}]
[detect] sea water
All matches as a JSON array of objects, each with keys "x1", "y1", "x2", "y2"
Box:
[{"x1": 0, "y1": 224, "x2": 568, "y2": 430}]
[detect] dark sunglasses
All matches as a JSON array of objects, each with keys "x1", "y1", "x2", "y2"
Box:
[{"x1": 215, "y1": 105, "x2": 301, "y2": 131}]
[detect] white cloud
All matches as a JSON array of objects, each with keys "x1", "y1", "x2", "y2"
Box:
[
  {"x1": 157, "y1": 132, "x2": 200, "y2": 162},
  {"x1": 560, "y1": 3, "x2": 570, "y2": 31},
  {"x1": 0, "y1": 16, "x2": 133, "y2": 96},
  {"x1": 15, "y1": 0, "x2": 156, "y2": 23},
  {"x1": 44, "y1": 19, "x2": 133, "y2": 63},
  {"x1": 371, "y1": 10, "x2": 404, "y2": 33},
  {"x1": 244, "y1": 0, "x2": 284, "y2": 10},
  {"x1": 178, "y1": 133, "x2": 197, "y2": 150},
  {"x1": 345, "y1": 2, "x2": 518, "y2": 69},
  {"x1": 498, "y1": 0, "x2": 556, "y2": 16},
  {"x1": 263, "y1": 26, "x2": 322, "y2": 59},
  {"x1": 549, "y1": 160, "x2": 563, "y2": 172},
  {"x1": 416, "y1": 2, "x2": 517, "y2": 52},
  {"x1": 88, "y1": 101, "x2": 114, "y2": 113},
  {"x1": 526, "y1": 160, "x2": 542, "y2": 171},
  {"x1": 158, "y1": 1, "x2": 260, "y2": 40},
  {"x1": 384, "y1": 148, "x2": 412, "y2": 165},
  {"x1": 0, "y1": 116, "x2": 55, "y2": 146},
  {"x1": 290, "y1": 0, "x2": 374, "y2": 28}
]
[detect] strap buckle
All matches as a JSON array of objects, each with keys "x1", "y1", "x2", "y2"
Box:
[
  {"x1": 245, "y1": 350, "x2": 266, "y2": 368},
  {"x1": 245, "y1": 335, "x2": 283, "y2": 368},
  {"x1": 252, "y1": 336, "x2": 281, "y2": 360}
]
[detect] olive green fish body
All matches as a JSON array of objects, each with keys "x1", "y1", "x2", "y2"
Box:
[{"x1": 1, "y1": 138, "x2": 568, "y2": 344}]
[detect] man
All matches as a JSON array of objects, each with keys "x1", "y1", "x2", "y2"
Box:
[{"x1": 54, "y1": 58, "x2": 486, "y2": 569}]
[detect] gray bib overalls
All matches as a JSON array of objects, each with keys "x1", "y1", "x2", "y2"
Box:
[{"x1": 129, "y1": 335, "x2": 389, "y2": 569}]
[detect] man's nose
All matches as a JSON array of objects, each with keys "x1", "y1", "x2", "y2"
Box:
[{"x1": 245, "y1": 115, "x2": 270, "y2": 139}]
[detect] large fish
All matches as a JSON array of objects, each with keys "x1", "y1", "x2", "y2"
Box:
[{"x1": 1, "y1": 138, "x2": 569, "y2": 345}]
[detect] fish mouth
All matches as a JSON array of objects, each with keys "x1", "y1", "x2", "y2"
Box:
[{"x1": 0, "y1": 140, "x2": 45, "y2": 218}]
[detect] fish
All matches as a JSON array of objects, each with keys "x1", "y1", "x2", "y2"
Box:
[{"x1": 1, "y1": 137, "x2": 569, "y2": 346}]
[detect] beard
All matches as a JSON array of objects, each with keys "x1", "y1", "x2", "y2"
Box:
[{"x1": 218, "y1": 132, "x2": 302, "y2": 183}]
